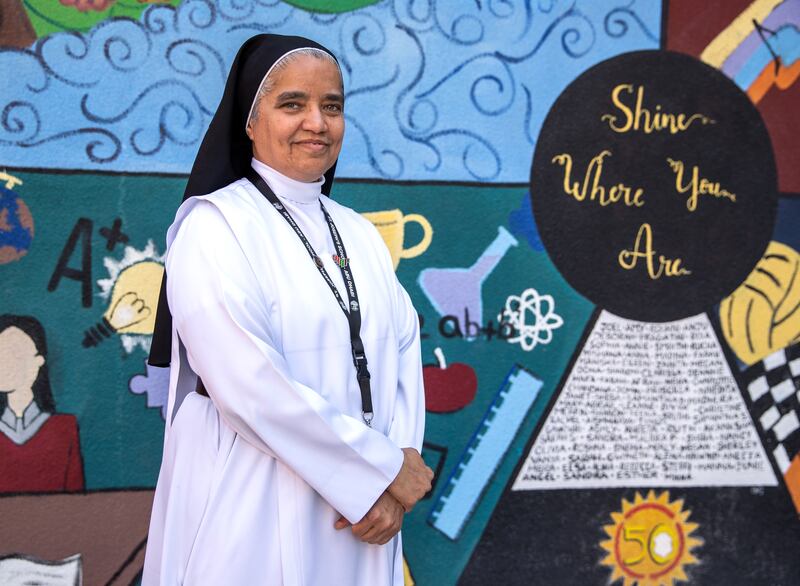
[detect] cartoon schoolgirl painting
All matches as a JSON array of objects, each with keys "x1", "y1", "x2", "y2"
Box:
[{"x1": 0, "y1": 315, "x2": 84, "y2": 493}]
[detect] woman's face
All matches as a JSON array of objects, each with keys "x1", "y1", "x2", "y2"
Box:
[
  {"x1": 248, "y1": 54, "x2": 344, "y2": 183},
  {"x1": 0, "y1": 326, "x2": 44, "y2": 394}
]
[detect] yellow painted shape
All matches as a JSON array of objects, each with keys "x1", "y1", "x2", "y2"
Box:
[
  {"x1": 0, "y1": 171, "x2": 23, "y2": 189},
  {"x1": 600, "y1": 491, "x2": 702, "y2": 586},
  {"x1": 700, "y1": 0, "x2": 783, "y2": 68},
  {"x1": 720, "y1": 241, "x2": 800, "y2": 365},
  {"x1": 403, "y1": 557, "x2": 415, "y2": 586},
  {"x1": 103, "y1": 261, "x2": 164, "y2": 335},
  {"x1": 361, "y1": 209, "x2": 433, "y2": 270}
]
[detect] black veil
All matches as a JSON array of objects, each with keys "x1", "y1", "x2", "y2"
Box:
[{"x1": 149, "y1": 34, "x2": 339, "y2": 366}]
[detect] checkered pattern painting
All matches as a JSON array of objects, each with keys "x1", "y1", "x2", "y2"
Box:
[{"x1": 743, "y1": 343, "x2": 800, "y2": 511}]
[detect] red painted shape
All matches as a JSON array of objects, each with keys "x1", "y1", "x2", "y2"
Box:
[
  {"x1": 666, "y1": 0, "x2": 752, "y2": 57},
  {"x1": 0, "y1": 414, "x2": 85, "y2": 493},
  {"x1": 423, "y1": 362, "x2": 478, "y2": 413}
]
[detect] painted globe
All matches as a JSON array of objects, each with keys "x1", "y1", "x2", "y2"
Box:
[{"x1": 0, "y1": 186, "x2": 34, "y2": 264}]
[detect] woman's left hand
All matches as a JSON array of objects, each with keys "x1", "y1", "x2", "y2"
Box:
[{"x1": 334, "y1": 492, "x2": 404, "y2": 545}]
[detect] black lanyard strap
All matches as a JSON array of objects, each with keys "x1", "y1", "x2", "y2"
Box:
[{"x1": 246, "y1": 169, "x2": 374, "y2": 426}]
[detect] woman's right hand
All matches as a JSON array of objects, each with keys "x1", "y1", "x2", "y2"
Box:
[{"x1": 388, "y1": 448, "x2": 434, "y2": 512}]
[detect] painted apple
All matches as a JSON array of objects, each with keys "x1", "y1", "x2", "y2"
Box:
[{"x1": 423, "y1": 347, "x2": 478, "y2": 413}]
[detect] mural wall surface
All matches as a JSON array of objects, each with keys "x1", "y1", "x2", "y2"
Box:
[{"x1": 1, "y1": 0, "x2": 798, "y2": 584}]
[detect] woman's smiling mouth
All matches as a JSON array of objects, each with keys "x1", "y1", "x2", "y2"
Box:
[{"x1": 295, "y1": 139, "x2": 329, "y2": 153}]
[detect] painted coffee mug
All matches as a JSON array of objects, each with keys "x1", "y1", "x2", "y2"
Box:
[{"x1": 361, "y1": 209, "x2": 433, "y2": 270}]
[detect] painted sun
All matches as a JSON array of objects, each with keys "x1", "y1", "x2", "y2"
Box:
[{"x1": 600, "y1": 491, "x2": 703, "y2": 586}]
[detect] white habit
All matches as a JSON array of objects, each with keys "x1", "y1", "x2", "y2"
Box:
[{"x1": 143, "y1": 159, "x2": 425, "y2": 585}]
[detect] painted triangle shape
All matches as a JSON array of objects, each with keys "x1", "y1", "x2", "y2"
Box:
[{"x1": 513, "y1": 311, "x2": 777, "y2": 490}]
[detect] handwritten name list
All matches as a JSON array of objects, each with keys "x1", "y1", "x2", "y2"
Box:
[{"x1": 513, "y1": 311, "x2": 776, "y2": 490}]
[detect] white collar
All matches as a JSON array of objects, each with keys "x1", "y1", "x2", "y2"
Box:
[
  {"x1": 251, "y1": 158, "x2": 324, "y2": 205},
  {"x1": 1, "y1": 401, "x2": 41, "y2": 428},
  {"x1": 0, "y1": 402, "x2": 50, "y2": 446}
]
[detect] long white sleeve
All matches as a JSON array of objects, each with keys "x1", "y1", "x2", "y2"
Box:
[
  {"x1": 387, "y1": 279, "x2": 426, "y2": 452},
  {"x1": 166, "y1": 200, "x2": 404, "y2": 523}
]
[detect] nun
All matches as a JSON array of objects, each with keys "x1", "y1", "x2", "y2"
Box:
[{"x1": 142, "y1": 34, "x2": 432, "y2": 585}]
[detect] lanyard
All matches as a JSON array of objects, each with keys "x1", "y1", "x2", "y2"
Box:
[{"x1": 246, "y1": 169, "x2": 374, "y2": 426}]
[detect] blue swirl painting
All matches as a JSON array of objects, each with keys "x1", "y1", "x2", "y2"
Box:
[{"x1": 0, "y1": 0, "x2": 660, "y2": 181}]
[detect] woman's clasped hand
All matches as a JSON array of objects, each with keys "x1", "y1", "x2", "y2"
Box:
[{"x1": 335, "y1": 448, "x2": 433, "y2": 544}]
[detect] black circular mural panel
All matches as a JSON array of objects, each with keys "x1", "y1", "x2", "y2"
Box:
[{"x1": 530, "y1": 50, "x2": 777, "y2": 322}]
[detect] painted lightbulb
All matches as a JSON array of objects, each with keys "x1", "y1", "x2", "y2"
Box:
[{"x1": 83, "y1": 261, "x2": 164, "y2": 348}]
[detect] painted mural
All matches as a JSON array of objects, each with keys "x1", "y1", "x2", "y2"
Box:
[{"x1": 0, "y1": 1, "x2": 797, "y2": 584}]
